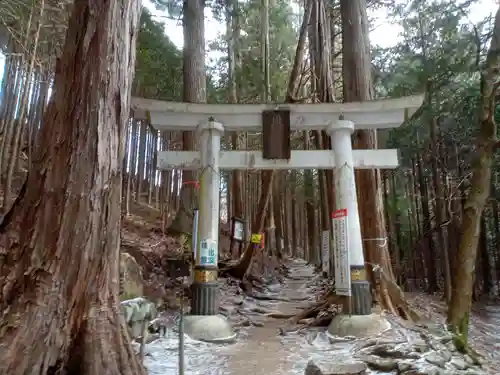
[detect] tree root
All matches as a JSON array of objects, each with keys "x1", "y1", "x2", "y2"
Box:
[
  {"x1": 298, "y1": 313, "x2": 334, "y2": 327},
  {"x1": 451, "y1": 332, "x2": 483, "y2": 366},
  {"x1": 291, "y1": 291, "x2": 343, "y2": 323},
  {"x1": 265, "y1": 312, "x2": 296, "y2": 319},
  {"x1": 370, "y1": 262, "x2": 420, "y2": 322}
]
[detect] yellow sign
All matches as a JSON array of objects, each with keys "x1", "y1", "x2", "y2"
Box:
[
  {"x1": 250, "y1": 233, "x2": 262, "y2": 244},
  {"x1": 194, "y1": 269, "x2": 218, "y2": 283},
  {"x1": 350, "y1": 268, "x2": 366, "y2": 281}
]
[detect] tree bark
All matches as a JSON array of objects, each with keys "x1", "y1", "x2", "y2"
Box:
[
  {"x1": 168, "y1": 0, "x2": 206, "y2": 234},
  {"x1": 0, "y1": 0, "x2": 144, "y2": 373},
  {"x1": 340, "y1": 0, "x2": 414, "y2": 319},
  {"x1": 447, "y1": 4, "x2": 500, "y2": 351},
  {"x1": 430, "y1": 118, "x2": 451, "y2": 301}
]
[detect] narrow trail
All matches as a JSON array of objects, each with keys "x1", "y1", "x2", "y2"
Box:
[
  {"x1": 144, "y1": 259, "x2": 359, "y2": 375},
  {"x1": 222, "y1": 260, "x2": 324, "y2": 375}
]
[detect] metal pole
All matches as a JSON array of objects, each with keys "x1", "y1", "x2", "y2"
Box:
[
  {"x1": 192, "y1": 208, "x2": 199, "y2": 260},
  {"x1": 190, "y1": 119, "x2": 224, "y2": 315},
  {"x1": 179, "y1": 209, "x2": 198, "y2": 375},
  {"x1": 178, "y1": 293, "x2": 185, "y2": 375}
]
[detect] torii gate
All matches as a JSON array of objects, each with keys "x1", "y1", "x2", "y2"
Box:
[{"x1": 131, "y1": 95, "x2": 423, "y2": 342}]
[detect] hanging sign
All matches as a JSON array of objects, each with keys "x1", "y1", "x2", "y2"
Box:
[
  {"x1": 332, "y1": 209, "x2": 351, "y2": 296},
  {"x1": 198, "y1": 238, "x2": 217, "y2": 266},
  {"x1": 321, "y1": 230, "x2": 330, "y2": 275},
  {"x1": 250, "y1": 233, "x2": 262, "y2": 244},
  {"x1": 233, "y1": 220, "x2": 245, "y2": 242}
]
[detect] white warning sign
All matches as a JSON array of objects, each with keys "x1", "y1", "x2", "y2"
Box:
[
  {"x1": 332, "y1": 209, "x2": 351, "y2": 296},
  {"x1": 321, "y1": 230, "x2": 330, "y2": 275}
]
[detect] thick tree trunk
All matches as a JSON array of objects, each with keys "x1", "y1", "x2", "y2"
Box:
[
  {"x1": 224, "y1": 1, "x2": 307, "y2": 275},
  {"x1": 168, "y1": 0, "x2": 206, "y2": 234},
  {"x1": 0, "y1": 0, "x2": 144, "y2": 373},
  {"x1": 417, "y1": 153, "x2": 438, "y2": 293},
  {"x1": 430, "y1": 118, "x2": 451, "y2": 301},
  {"x1": 340, "y1": 0, "x2": 415, "y2": 319},
  {"x1": 227, "y1": 0, "x2": 244, "y2": 221},
  {"x1": 447, "y1": 5, "x2": 500, "y2": 350},
  {"x1": 273, "y1": 171, "x2": 285, "y2": 258}
]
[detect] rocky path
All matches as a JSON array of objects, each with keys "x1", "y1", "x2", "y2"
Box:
[
  {"x1": 140, "y1": 260, "x2": 489, "y2": 375},
  {"x1": 221, "y1": 260, "x2": 330, "y2": 375}
]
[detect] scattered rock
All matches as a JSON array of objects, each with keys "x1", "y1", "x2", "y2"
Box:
[
  {"x1": 231, "y1": 296, "x2": 244, "y2": 305},
  {"x1": 446, "y1": 341, "x2": 457, "y2": 352},
  {"x1": 304, "y1": 359, "x2": 367, "y2": 375},
  {"x1": 250, "y1": 320, "x2": 264, "y2": 327},
  {"x1": 463, "y1": 370, "x2": 485, "y2": 375},
  {"x1": 449, "y1": 357, "x2": 469, "y2": 370},
  {"x1": 424, "y1": 351, "x2": 450, "y2": 368},
  {"x1": 363, "y1": 343, "x2": 420, "y2": 360},
  {"x1": 412, "y1": 338, "x2": 429, "y2": 353},
  {"x1": 148, "y1": 315, "x2": 176, "y2": 336},
  {"x1": 464, "y1": 355, "x2": 476, "y2": 366},
  {"x1": 136, "y1": 333, "x2": 160, "y2": 344},
  {"x1": 357, "y1": 355, "x2": 398, "y2": 372},
  {"x1": 397, "y1": 360, "x2": 418, "y2": 373},
  {"x1": 357, "y1": 338, "x2": 404, "y2": 350},
  {"x1": 440, "y1": 349, "x2": 453, "y2": 362},
  {"x1": 438, "y1": 334, "x2": 454, "y2": 344},
  {"x1": 399, "y1": 369, "x2": 431, "y2": 375}
]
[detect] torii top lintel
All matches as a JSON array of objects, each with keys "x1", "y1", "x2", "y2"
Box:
[{"x1": 130, "y1": 95, "x2": 424, "y2": 132}]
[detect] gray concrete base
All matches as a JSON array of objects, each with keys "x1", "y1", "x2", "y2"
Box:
[
  {"x1": 350, "y1": 281, "x2": 372, "y2": 315},
  {"x1": 183, "y1": 315, "x2": 237, "y2": 343},
  {"x1": 191, "y1": 281, "x2": 218, "y2": 315},
  {"x1": 327, "y1": 313, "x2": 391, "y2": 338}
]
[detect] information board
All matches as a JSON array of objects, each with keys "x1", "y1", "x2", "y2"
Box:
[
  {"x1": 233, "y1": 220, "x2": 245, "y2": 241},
  {"x1": 332, "y1": 209, "x2": 351, "y2": 296}
]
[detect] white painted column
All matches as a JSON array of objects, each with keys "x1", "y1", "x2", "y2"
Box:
[
  {"x1": 326, "y1": 120, "x2": 365, "y2": 270},
  {"x1": 190, "y1": 120, "x2": 224, "y2": 316},
  {"x1": 196, "y1": 120, "x2": 224, "y2": 266}
]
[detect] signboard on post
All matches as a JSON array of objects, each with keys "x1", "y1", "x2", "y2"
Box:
[
  {"x1": 332, "y1": 209, "x2": 351, "y2": 296},
  {"x1": 321, "y1": 230, "x2": 330, "y2": 275},
  {"x1": 199, "y1": 239, "x2": 217, "y2": 266}
]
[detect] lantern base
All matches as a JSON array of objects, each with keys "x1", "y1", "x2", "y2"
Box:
[{"x1": 183, "y1": 315, "x2": 237, "y2": 343}]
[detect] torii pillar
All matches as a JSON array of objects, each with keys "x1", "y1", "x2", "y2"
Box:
[
  {"x1": 190, "y1": 120, "x2": 224, "y2": 316},
  {"x1": 328, "y1": 120, "x2": 371, "y2": 315}
]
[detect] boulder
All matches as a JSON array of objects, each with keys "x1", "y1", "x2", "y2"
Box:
[
  {"x1": 121, "y1": 297, "x2": 157, "y2": 340},
  {"x1": 327, "y1": 313, "x2": 390, "y2": 338},
  {"x1": 120, "y1": 252, "x2": 144, "y2": 300}
]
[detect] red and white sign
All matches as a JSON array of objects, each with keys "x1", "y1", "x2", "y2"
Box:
[{"x1": 332, "y1": 209, "x2": 351, "y2": 296}]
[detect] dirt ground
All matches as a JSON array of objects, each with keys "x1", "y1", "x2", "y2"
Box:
[{"x1": 124, "y1": 201, "x2": 500, "y2": 374}]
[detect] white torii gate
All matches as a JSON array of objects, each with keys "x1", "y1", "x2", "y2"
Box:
[{"x1": 131, "y1": 95, "x2": 423, "y2": 342}]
